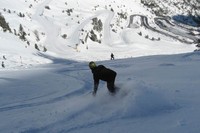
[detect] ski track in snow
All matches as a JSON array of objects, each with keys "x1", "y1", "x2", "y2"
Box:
[
  {"x1": 32, "y1": 0, "x2": 115, "y2": 53},
  {"x1": 0, "y1": 63, "x2": 91, "y2": 112},
  {"x1": 68, "y1": 10, "x2": 114, "y2": 47},
  {"x1": 0, "y1": 88, "x2": 87, "y2": 112},
  {"x1": 32, "y1": 0, "x2": 63, "y2": 53}
]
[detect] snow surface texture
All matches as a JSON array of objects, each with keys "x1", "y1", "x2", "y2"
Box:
[
  {"x1": 1, "y1": 53, "x2": 200, "y2": 133},
  {"x1": 0, "y1": 0, "x2": 200, "y2": 133}
]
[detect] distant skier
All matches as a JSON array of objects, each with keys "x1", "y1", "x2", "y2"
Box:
[
  {"x1": 111, "y1": 53, "x2": 114, "y2": 60},
  {"x1": 1, "y1": 61, "x2": 5, "y2": 68},
  {"x1": 3, "y1": 55, "x2": 6, "y2": 60},
  {"x1": 89, "y1": 61, "x2": 117, "y2": 96}
]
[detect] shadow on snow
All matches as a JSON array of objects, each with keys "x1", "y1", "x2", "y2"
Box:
[{"x1": 172, "y1": 15, "x2": 200, "y2": 27}]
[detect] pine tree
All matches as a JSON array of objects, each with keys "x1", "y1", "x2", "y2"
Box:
[
  {"x1": 35, "y1": 44, "x2": 40, "y2": 51},
  {"x1": 0, "y1": 13, "x2": 11, "y2": 32},
  {"x1": 18, "y1": 24, "x2": 26, "y2": 41}
]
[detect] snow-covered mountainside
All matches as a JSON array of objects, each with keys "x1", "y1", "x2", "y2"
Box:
[
  {"x1": 141, "y1": 0, "x2": 200, "y2": 16},
  {"x1": 0, "y1": 0, "x2": 199, "y2": 69},
  {"x1": 141, "y1": 0, "x2": 200, "y2": 26}
]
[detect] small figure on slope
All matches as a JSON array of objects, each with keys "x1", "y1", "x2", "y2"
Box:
[
  {"x1": 111, "y1": 53, "x2": 114, "y2": 60},
  {"x1": 1, "y1": 61, "x2": 5, "y2": 68}
]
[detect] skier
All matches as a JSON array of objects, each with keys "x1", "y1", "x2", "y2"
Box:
[
  {"x1": 111, "y1": 53, "x2": 114, "y2": 60},
  {"x1": 1, "y1": 61, "x2": 5, "y2": 68},
  {"x1": 89, "y1": 61, "x2": 117, "y2": 96},
  {"x1": 3, "y1": 55, "x2": 6, "y2": 60}
]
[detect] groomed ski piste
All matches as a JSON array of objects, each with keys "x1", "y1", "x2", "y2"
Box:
[{"x1": 0, "y1": 0, "x2": 200, "y2": 133}]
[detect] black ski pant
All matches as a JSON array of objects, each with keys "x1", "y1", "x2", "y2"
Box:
[{"x1": 107, "y1": 73, "x2": 117, "y2": 93}]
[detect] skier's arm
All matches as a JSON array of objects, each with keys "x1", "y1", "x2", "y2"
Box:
[{"x1": 93, "y1": 80, "x2": 99, "y2": 96}]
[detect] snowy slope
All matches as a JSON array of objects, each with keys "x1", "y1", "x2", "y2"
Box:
[
  {"x1": 0, "y1": 0, "x2": 200, "y2": 133},
  {"x1": 0, "y1": 52, "x2": 200, "y2": 133}
]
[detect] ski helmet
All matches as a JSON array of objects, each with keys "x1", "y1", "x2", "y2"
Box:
[{"x1": 89, "y1": 61, "x2": 96, "y2": 69}]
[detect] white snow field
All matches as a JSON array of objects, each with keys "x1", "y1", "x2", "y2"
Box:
[{"x1": 0, "y1": 0, "x2": 200, "y2": 133}]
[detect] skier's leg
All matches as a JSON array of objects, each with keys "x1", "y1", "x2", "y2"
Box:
[
  {"x1": 107, "y1": 81, "x2": 115, "y2": 93},
  {"x1": 107, "y1": 72, "x2": 117, "y2": 93}
]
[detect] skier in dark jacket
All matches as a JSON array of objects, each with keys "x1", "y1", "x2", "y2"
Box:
[
  {"x1": 89, "y1": 61, "x2": 117, "y2": 96},
  {"x1": 111, "y1": 53, "x2": 114, "y2": 60}
]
